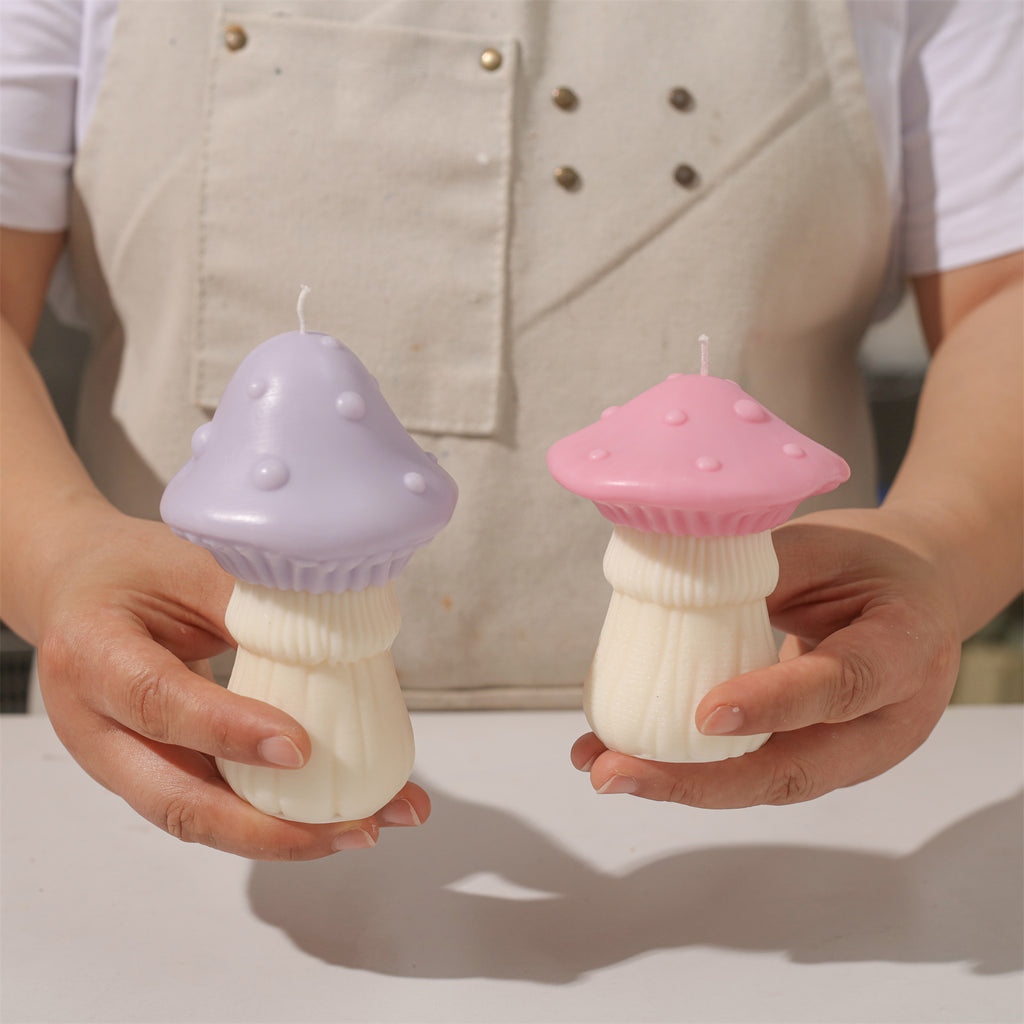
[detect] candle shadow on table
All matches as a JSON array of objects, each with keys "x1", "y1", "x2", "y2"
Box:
[{"x1": 247, "y1": 783, "x2": 1023, "y2": 984}]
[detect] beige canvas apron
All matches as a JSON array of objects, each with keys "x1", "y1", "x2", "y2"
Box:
[{"x1": 68, "y1": 0, "x2": 890, "y2": 709}]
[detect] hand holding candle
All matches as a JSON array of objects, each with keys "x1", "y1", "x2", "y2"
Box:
[
  {"x1": 161, "y1": 289, "x2": 457, "y2": 822},
  {"x1": 548, "y1": 337, "x2": 850, "y2": 763}
]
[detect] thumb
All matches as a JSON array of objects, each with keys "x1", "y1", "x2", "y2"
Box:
[
  {"x1": 695, "y1": 611, "x2": 927, "y2": 737},
  {"x1": 86, "y1": 632, "x2": 310, "y2": 768}
]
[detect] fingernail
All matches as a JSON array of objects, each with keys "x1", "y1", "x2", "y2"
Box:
[
  {"x1": 577, "y1": 754, "x2": 598, "y2": 773},
  {"x1": 332, "y1": 828, "x2": 376, "y2": 852},
  {"x1": 257, "y1": 735, "x2": 305, "y2": 768},
  {"x1": 379, "y1": 797, "x2": 421, "y2": 827},
  {"x1": 597, "y1": 774, "x2": 638, "y2": 795},
  {"x1": 701, "y1": 705, "x2": 745, "y2": 735}
]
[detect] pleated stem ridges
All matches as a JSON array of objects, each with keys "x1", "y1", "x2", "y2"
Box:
[
  {"x1": 216, "y1": 580, "x2": 414, "y2": 822},
  {"x1": 584, "y1": 525, "x2": 779, "y2": 762}
]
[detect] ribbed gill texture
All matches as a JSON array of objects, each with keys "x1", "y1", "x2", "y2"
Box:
[
  {"x1": 225, "y1": 580, "x2": 402, "y2": 665},
  {"x1": 602, "y1": 525, "x2": 779, "y2": 608},
  {"x1": 592, "y1": 502, "x2": 799, "y2": 538},
  {"x1": 173, "y1": 531, "x2": 417, "y2": 593}
]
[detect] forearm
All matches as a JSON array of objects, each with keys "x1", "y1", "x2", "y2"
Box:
[
  {"x1": 0, "y1": 316, "x2": 116, "y2": 642},
  {"x1": 0, "y1": 228, "x2": 116, "y2": 642},
  {"x1": 882, "y1": 259, "x2": 1023, "y2": 638}
]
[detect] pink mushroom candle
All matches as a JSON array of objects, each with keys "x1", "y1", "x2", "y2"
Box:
[
  {"x1": 160, "y1": 290, "x2": 457, "y2": 822},
  {"x1": 547, "y1": 338, "x2": 849, "y2": 763}
]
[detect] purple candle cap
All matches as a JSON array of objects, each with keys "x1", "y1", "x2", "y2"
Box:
[{"x1": 160, "y1": 330, "x2": 458, "y2": 593}]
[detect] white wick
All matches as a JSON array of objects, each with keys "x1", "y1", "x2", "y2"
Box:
[
  {"x1": 297, "y1": 284, "x2": 311, "y2": 335},
  {"x1": 698, "y1": 334, "x2": 710, "y2": 376}
]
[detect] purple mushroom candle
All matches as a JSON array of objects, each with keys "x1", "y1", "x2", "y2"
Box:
[{"x1": 161, "y1": 290, "x2": 457, "y2": 822}]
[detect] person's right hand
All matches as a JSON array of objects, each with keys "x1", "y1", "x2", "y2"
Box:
[{"x1": 34, "y1": 500, "x2": 431, "y2": 860}]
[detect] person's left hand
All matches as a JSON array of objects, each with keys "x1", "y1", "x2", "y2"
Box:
[{"x1": 570, "y1": 507, "x2": 964, "y2": 807}]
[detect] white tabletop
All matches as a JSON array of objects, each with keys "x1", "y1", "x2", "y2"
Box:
[{"x1": 3, "y1": 706, "x2": 1022, "y2": 1024}]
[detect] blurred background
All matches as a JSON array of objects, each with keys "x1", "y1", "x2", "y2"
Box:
[{"x1": 2, "y1": 299, "x2": 1021, "y2": 712}]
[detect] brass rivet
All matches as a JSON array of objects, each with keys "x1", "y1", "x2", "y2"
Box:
[
  {"x1": 551, "y1": 86, "x2": 579, "y2": 111},
  {"x1": 554, "y1": 166, "x2": 581, "y2": 191},
  {"x1": 669, "y1": 87, "x2": 694, "y2": 112},
  {"x1": 673, "y1": 163, "x2": 699, "y2": 188},
  {"x1": 224, "y1": 24, "x2": 247, "y2": 51},
  {"x1": 480, "y1": 48, "x2": 503, "y2": 71}
]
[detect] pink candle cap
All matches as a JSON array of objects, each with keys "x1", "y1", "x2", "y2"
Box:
[
  {"x1": 161, "y1": 330, "x2": 458, "y2": 593},
  {"x1": 547, "y1": 366, "x2": 849, "y2": 537}
]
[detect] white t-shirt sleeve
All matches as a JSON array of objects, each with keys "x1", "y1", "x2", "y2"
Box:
[
  {"x1": 901, "y1": 0, "x2": 1024, "y2": 276},
  {"x1": 0, "y1": 0, "x2": 83, "y2": 231}
]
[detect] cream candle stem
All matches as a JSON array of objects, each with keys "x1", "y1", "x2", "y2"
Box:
[
  {"x1": 584, "y1": 525, "x2": 778, "y2": 762},
  {"x1": 215, "y1": 580, "x2": 414, "y2": 822}
]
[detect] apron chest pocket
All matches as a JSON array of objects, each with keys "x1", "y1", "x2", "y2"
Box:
[{"x1": 197, "y1": 11, "x2": 515, "y2": 436}]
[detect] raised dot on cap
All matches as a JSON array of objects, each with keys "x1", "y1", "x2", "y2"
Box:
[
  {"x1": 252, "y1": 456, "x2": 290, "y2": 491},
  {"x1": 336, "y1": 391, "x2": 367, "y2": 421},
  {"x1": 403, "y1": 471, "x2": 427, "y2": 494},
  {"x1": 664, "y1": 409, "x2": 688, "y2": 426},
  {"x1": 782, "y1": 443, "x2": 807, "y2": 459},
  {"x1": 191, "y1": 423, "x2": 212, "y2": 457},
  {"x1": 696, "y1": 455, "x2": 722, "y2": 473},
  {"x1": 733, "y1": 398, "x2": 768, "y2": 423}
]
